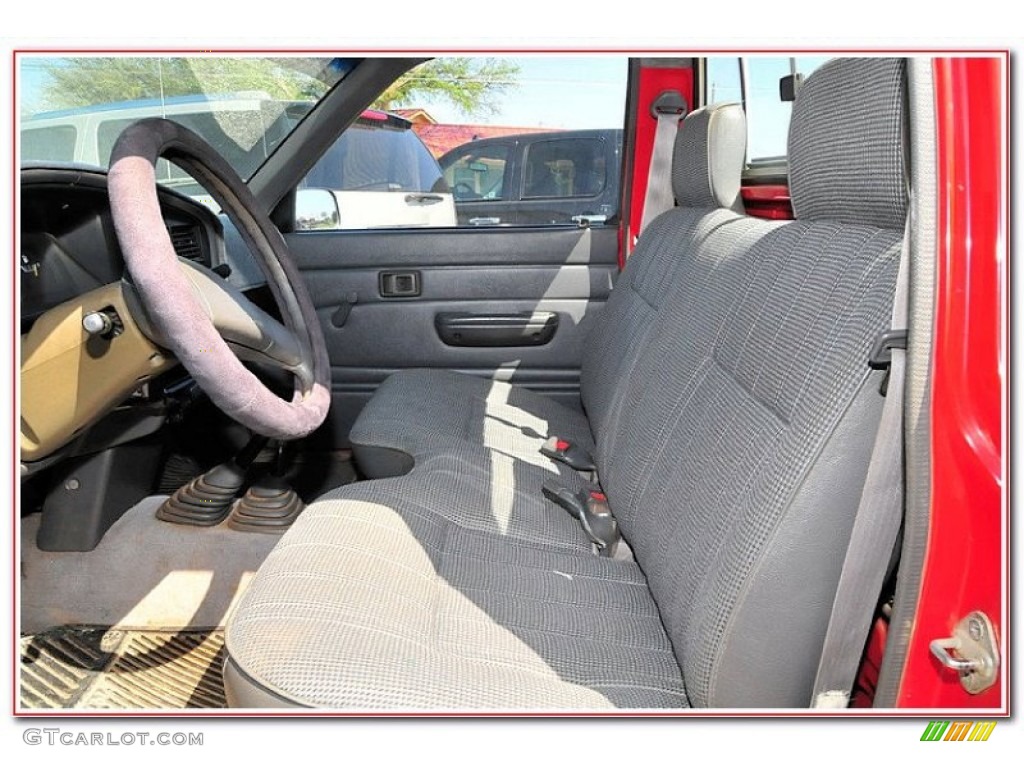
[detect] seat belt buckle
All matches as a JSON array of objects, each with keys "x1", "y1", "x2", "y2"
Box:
[
  {"x1": 540, "y1": 436, "x2": 596, "y2": 473},
  {"x1": 867, "y1": 329, "x2": 907, "y2": 370},
  {"x1": 541, "y1": 480, "x2": 620, "y2": 557}
]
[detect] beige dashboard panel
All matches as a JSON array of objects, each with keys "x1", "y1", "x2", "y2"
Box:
[{"x1": 21, "y1": 282, "x2": 175, "y2": 461}]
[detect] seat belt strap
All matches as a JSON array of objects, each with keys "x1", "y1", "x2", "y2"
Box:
[
  {"x1": 811, "y1": 214, "x2": 911, "y2": 709},
  {"x1": 637, "y1": 108, "x2": 680, "y2": 236}
]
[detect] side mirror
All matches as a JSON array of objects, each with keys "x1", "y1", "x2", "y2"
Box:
[{"x1": 294, "y1": 188, "x2": 340, "y2": 231}]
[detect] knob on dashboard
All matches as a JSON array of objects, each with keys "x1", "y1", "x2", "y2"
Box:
[{"x1": 82, "y1": 311, "x2": 115, "y2": 337}]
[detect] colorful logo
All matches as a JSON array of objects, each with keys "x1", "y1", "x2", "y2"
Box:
[{"x1": 920, "y1": 721, "x2": 996, "y2": 741}]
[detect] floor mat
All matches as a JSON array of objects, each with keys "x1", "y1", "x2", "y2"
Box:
[
  {"x1": 21, "y1": 498, "x2": 279, "y2": 634},
  {"x1": 20, "y1": 626, "x2": 226, "y2": 710}
]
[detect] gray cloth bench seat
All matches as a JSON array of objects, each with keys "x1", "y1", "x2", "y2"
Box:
[
  {"x1": 225, "y1": 58, "x2": 909, "y2": 710},
  {"x1": 225, "y1": 466, "x2": 689, "y2": 710}
]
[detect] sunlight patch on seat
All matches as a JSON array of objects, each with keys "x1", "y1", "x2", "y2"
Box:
[
  {"x1": 481, "y1": 416, "x2": 554, "y2": 471},
  {"x1": 488, "y1": 450, "x2": 516, "y2": 535},
  {"x1": 483, "y1": 380, "x2": 547, "y2": 433}
]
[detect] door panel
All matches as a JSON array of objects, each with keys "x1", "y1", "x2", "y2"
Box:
[{"x1": 286, "y1": 225, "x2": 619, "y2": 446}]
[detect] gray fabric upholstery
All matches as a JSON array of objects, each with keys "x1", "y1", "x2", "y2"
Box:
[
  {"x1": 226, "y1": 57, "x2": 909, "y2": 710},
  {"x1": 350, "y1": 451, "x2": 594, "y2": 550},
  {"x1": 671, "y1": 102, "x2": 746, "y2": 211},
  {"x1": 226, "y1": 470, "x2": 687, "y2": 710},
  {"x1": 350, "y1": 105, "x2": 747, "y2": 479},
  {"x1": 350, "y1": 369, "x2": 594, "y2": 477},
  {"x1": 351, "y1": 371, "x2": 602, "y2": 549},
  {"x1": 580, "y1": 205, "x2": 743, "y2": 442},
  {"x1": 789, "y1": 58, "x2": 907, "y2": 230},
  {"x1": 599, "y1": 217, "x2": 901, "y2": 707}
]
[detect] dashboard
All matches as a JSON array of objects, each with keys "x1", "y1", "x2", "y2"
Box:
[
  {"x1": 20, "y1": 166, "x2": 225, "y2": 332},
  {"x1": 20, "y1": 166, "x2": 238, "y2": 465}
]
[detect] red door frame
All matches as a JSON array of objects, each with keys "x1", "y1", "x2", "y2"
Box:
[{"x1": 894, "y1": 55, "x2": 1007, "y2": 710}]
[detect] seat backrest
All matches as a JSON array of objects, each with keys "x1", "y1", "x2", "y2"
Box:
[
  {"x1": 580, "y1": 102, "x2": 747, "y2": 442},
  {"x1": 601, "y1": 58, "x2": 908, "y2": 707}
]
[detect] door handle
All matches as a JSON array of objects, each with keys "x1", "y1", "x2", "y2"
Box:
[
  {"x1": 379, "y1": 271, "x2": 421, "y2": 298},
  {"x1": 469, "y1": 217, "x2": 501, "y2": 226},
  {"x1": 405, "y1": 193, "x2": 444, "y2": 205},
  {"x1": 434, "y1": 312, "x2": 558, "y2": 347}
]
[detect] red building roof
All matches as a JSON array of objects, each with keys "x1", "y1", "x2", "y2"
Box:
[{"x1": 391, "y1": 108, "x2": 437, "y2": 125}]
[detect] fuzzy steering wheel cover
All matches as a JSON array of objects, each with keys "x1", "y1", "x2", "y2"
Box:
[{"x1": 108, "y1": 118, "x2": 330, "y2": 440}]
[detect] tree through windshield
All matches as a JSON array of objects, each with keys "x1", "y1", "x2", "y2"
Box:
[{"x1": 19, "y1": 56, "x2": 355, "y2": 198}]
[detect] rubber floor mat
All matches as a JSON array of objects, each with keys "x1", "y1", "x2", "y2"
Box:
[{"x1": 20, "y1": 626, "x2": 226, "y2": 710}]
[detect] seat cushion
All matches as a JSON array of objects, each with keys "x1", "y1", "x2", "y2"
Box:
[
  {"x1": 224, "y1": 474, "x2": 688, "y2": 710},
  {"x1": 349, "y1": 369, "x2": 595, "y2": 478}
]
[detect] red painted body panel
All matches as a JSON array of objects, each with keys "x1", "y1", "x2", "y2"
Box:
[
  {"x1": 852, "y1": 617, "x2": 889, "y2": 708},
  {"x1": 895, "y1": 56, "x2": 1006, "y2": 709}
]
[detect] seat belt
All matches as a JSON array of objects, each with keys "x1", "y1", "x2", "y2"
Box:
[
  {"x1": 811, "y1": 214, "x2": 911, "y2": 709},
  {"x1": 636, "y1": 96, "x2": 685, "y2": 242}
]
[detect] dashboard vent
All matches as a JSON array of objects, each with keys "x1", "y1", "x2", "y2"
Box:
[{"x1": 167, "y1": 224, "x2": 204, "y2": 262}]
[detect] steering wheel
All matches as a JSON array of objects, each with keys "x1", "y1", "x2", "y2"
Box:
[
  {"x1": 107, "y1": 118, "x2": 330, "y2": 440},
  {"x1": 451, "y1": 182, "x2": 476, "y2": 199}
]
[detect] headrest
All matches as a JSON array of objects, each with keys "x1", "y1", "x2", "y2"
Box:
[
  {"x1": 788, "y1": 57, "x2": 908, "y2": 230},
  {"x1": 672, "y1": 102, "x2": 746, "y2": 210}
]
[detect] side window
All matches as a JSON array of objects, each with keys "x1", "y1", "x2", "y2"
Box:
[
  {"x1": 705, "y1": 56, "x2": 830, "y2": 169},
  {"x1": 442, "y1": 143, "x2": 511, "y2": 202},
  {"x1": 706, "y1": 58, "x2": 742, "y2": 105},
  {"x1": 304, "y1": 120, "x2": 443, "y2": 194},
  {"x1": 295, "y1": 56, "x2": 628, "y2": 231},
  {"x1": 522, "y1": 138, "x2": 606, "y2": 199},
  {"x1": 298, "y1": 115, "x2": 450, "y2": 230}
]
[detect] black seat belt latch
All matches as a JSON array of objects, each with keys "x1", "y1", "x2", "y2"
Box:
[
  {"x1": 868, "y1": 328, "x2": 907, "y2": 396},
  {"x1": 540, "y1": 436, "x2": 596, "y2": 473},
  {"x1": 867, "y1": 329, "x2": 907, "y2": 370},
  {"x1": 541, "y1": 479, "x2": 619, "y2": 556}
]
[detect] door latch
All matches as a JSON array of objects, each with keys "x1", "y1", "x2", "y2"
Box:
[
  {"x1": 379, "y1": 271, "x2": 421, "y2": 298},
  {"x1": 929, "y1": 611, "x2": 1000, "y2": 694}
]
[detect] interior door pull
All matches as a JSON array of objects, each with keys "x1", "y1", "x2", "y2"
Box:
[{"x1": 379, "y1": 271, "x2": 421, "y2": 298}]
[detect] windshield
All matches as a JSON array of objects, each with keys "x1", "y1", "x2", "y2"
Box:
[{"x1": 19, "y1": 56, "x2": 355, "y2": 198}]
